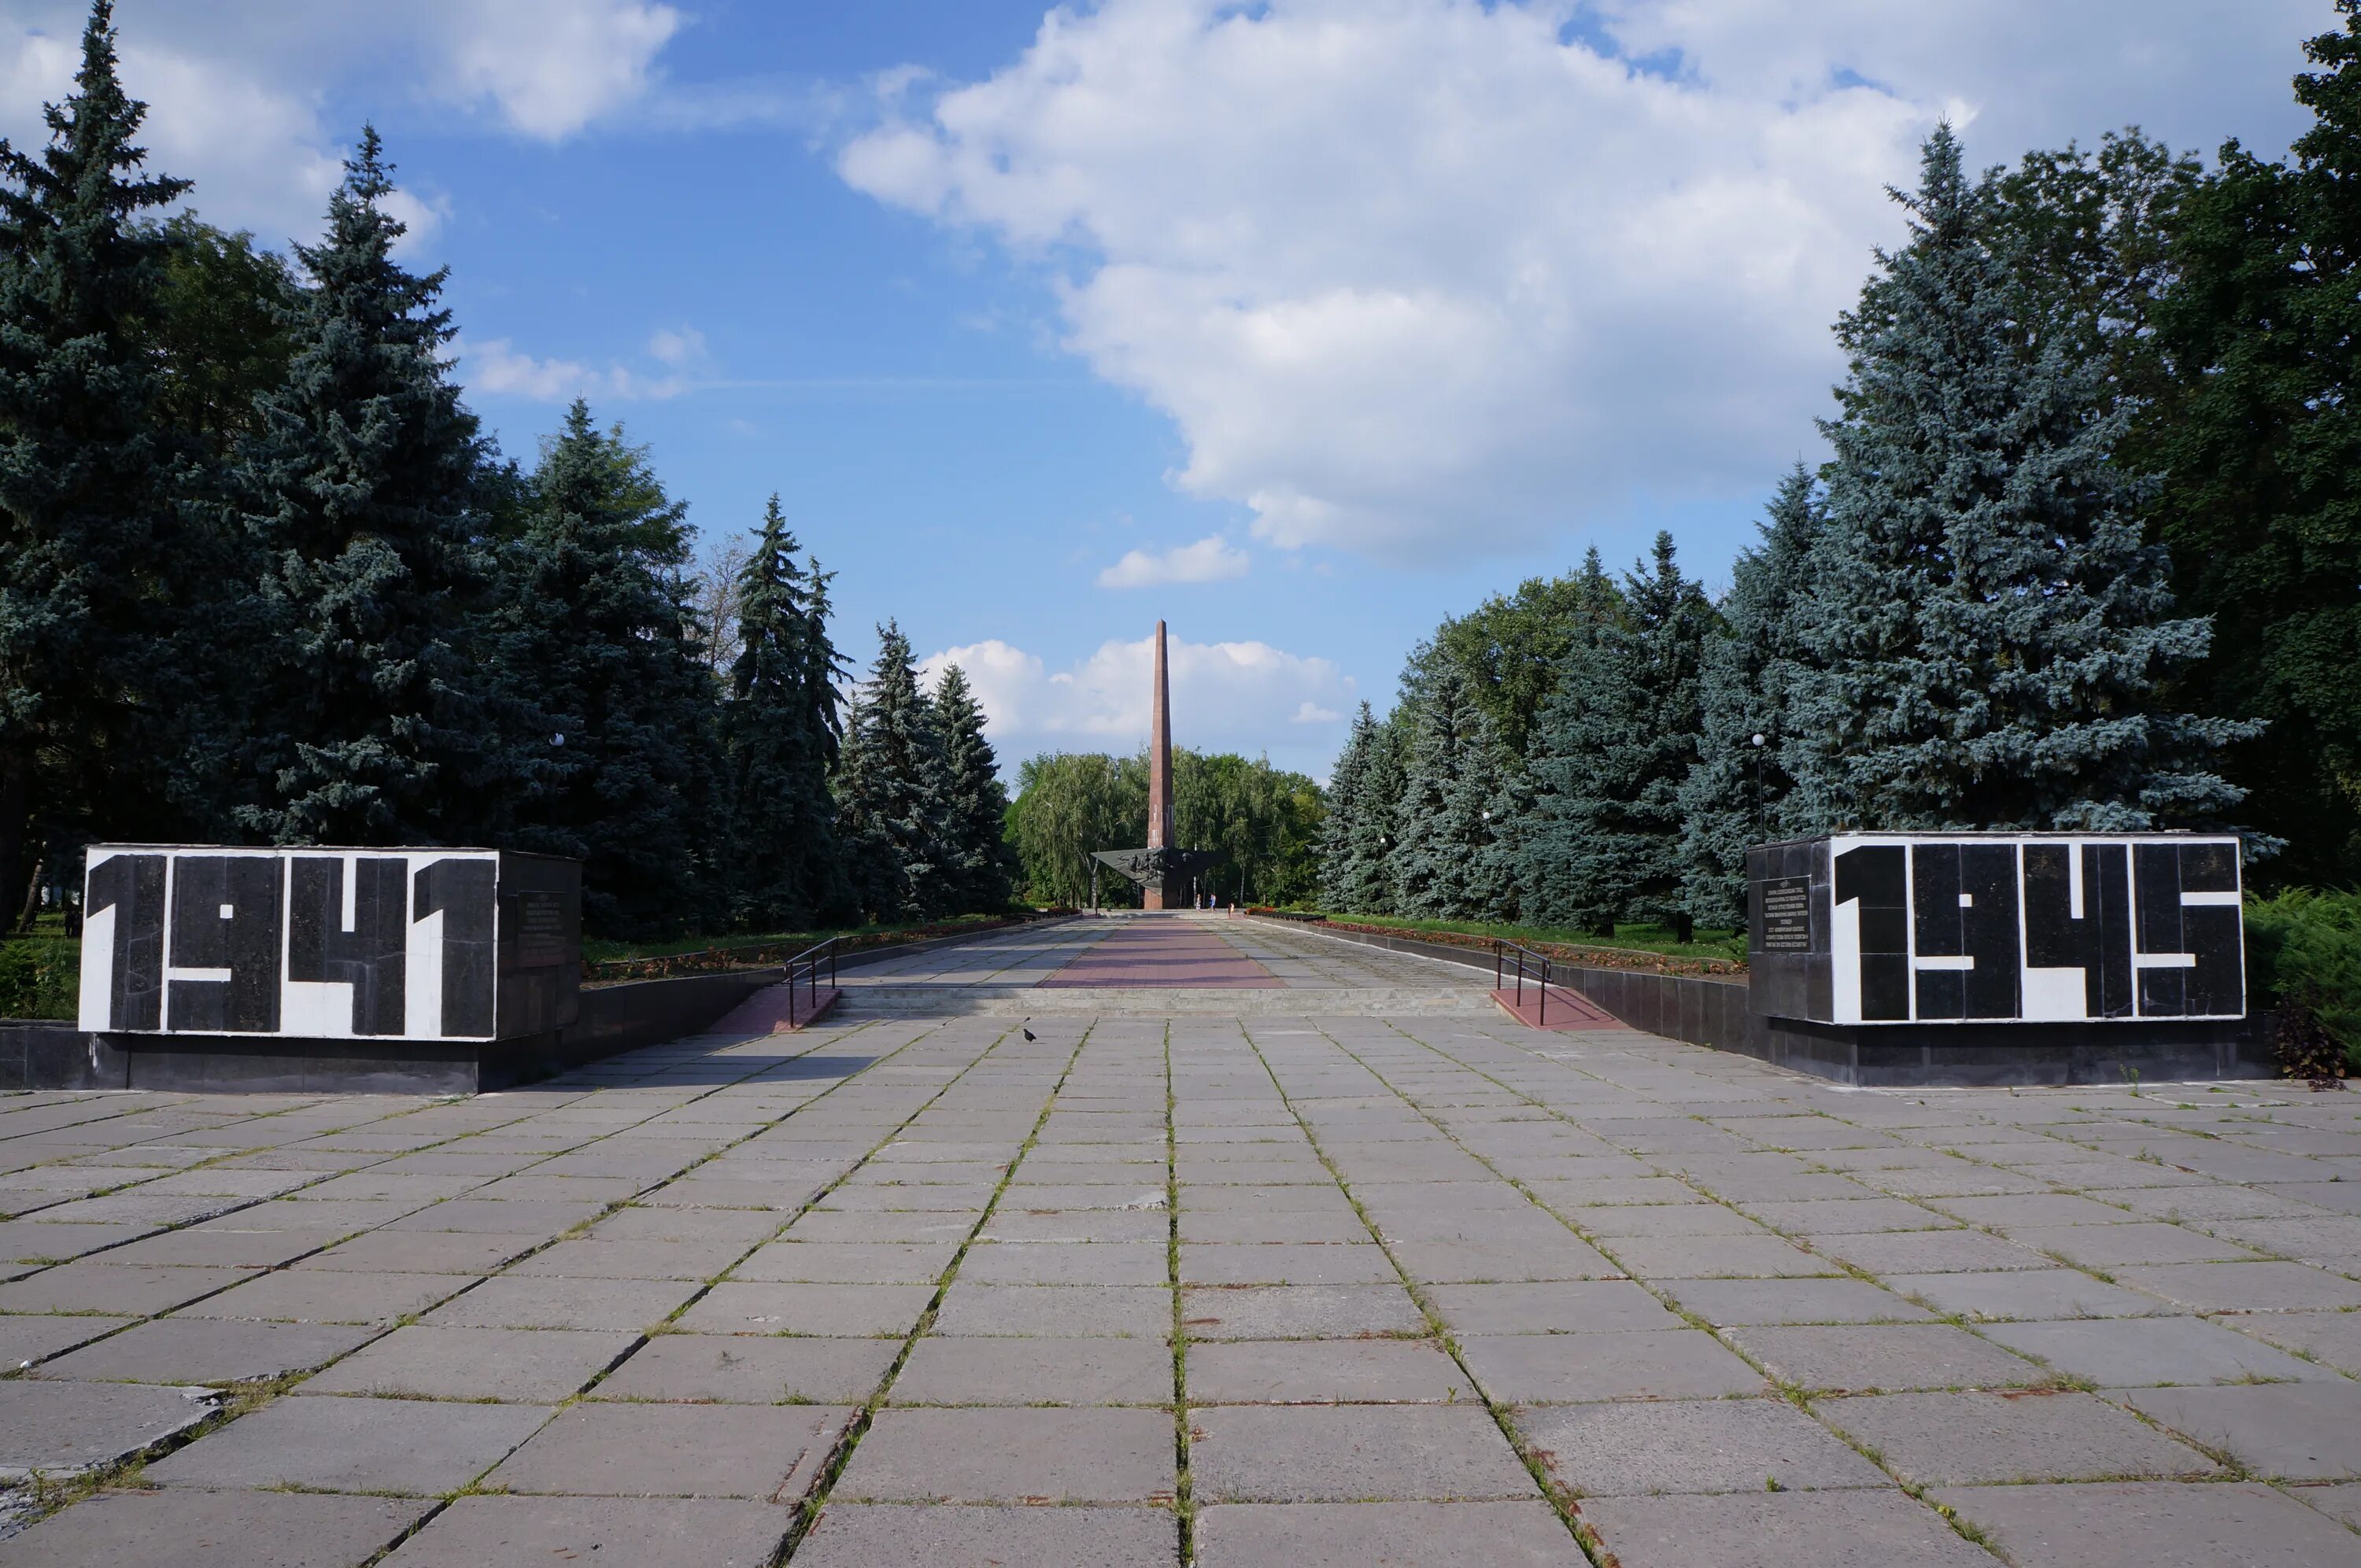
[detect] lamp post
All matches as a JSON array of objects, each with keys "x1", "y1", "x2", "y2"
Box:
[{"x1": 1750, "y1": 732, "x2": 1767, "y2": 836}]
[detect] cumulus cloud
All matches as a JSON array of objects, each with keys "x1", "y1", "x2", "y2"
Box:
[
  {"x1": 1095, "y1": 535, "x2": 1250, "y2": 589},
  {"x1": 0, "y1": 1, "x2": 682, "y2": 247},
  {"x1": 918, "y1": 631, "x2": 1352, "y2": 764},
  {"x1": 455, "y1": 335, "x2": 689, "y2": 403},
  {"x1": 647, "y1": 326, "x2": 708, "y2": 367},
  {"x1": 839, "y1": 0, "x2": 2320, "y2": 562}
]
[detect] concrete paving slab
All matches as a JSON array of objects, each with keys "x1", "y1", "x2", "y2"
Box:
[
  {"x1": 1818, "y1": 1389, "x2": 2217, "y2": 1485},
  {"x1": 1883, "y1": 1268, "x2": 2163, "y2": 1321},
  {"x1": 1187, "y1": 1338, "x2": 1474, "y2": 1404},
  {"x1": 419, "y1": 1273, "x2": 696, "y2": 1330},
  {"x1": 1928, "y1": 1480, "x2": 2360, "y2": 1567},
  {"x1": 172, "y1": 1268, "x2": 468, "y2": 1324},
  {"x1": 144, "y1": 1393, "x2": 548, "y2": 1493},
  {"x1": 794, "y1": 1503, "x2": 1178, "y2": 1568},
  {"x1": 378, "y1": 1494, "x2": 786, "y2": 1567},
  {"x1": 0, "y1": 1315, "x2": 134, "y2": 1368},
  {"x1": 1580, "y1": 1489, "x2": 1996, "y2": 1568},
  {"x1": 833, "y1": 1407, "x2": 1176, "y2": 1503},
  {"x1": 958, "y1": 1241, "x2": 1169, "y2": 1285},
  {"x1": 1723, "y1": 1323, "x2": 2046, "y2": 1393},
  {"x1": 590, "y1": 1331, "x2": 898, "y2": 1404},
  {"x1": 505, "y1": 1238, "x2": 748, "y2": 1280},
  {"x1": 1982, "y1": 1315, "x2": 2332, "y2": 1387},
  {"x1": 1515, "y1": 1398, "x2": 1888, "y2": 1496},
  {"x1": 297, "y1": 1324, "x2": 635, "y2": 1401},
  {"x1": 1180, "y1": 1284, "x2": 1424, "y2": 1339},
  {"x1": 2115, "y1": 1261, "x2": 2361, "y2": 1312},
  {"x1": 1194, "y1": 1500, "x2": 1578, "y2": 1566},
  {"x1": 1458, "y1": 1330, "x2": 1766, "y2": 1403},
  {"x1": 0, "y1": 1263, "x2": 253, "y2": 1316},
  {"x1": 1661, "y1": 1276, "x2": 1931, "y2": 1326},
  {"x1": 674, "y1": 1282, "x2": 935, "y2": 1337},
  {"x1": 730, "y1": 1241, "x2": 960, "y2": 1283},
  {"x1": 1603, "y1": 1234, "x2": 1837, "y2": 1278},
  {"x1": 1423, "y1": 1280, "x2": 1679, "y2": 1335},
  {"x1": 0, "y1": 1379, "x2": 214, "y2": 1478},
  {"x1": 484, "y1": 1400, "x2": 852, "y2": 1499},
  {"x1": 0, "y1": 1487, "x2": 427, "y2": 1568},
  {"x1": 931, "y1": 1282, "x2": 1169, "y2": 1337},
  {"x1": 2230, "y1": 1308, "x2": 2361, "y2": 1374},
  {"x1": 1190, "y1": 1404, "x2": 1539, "y2": 1503},
  {"x1": 35, "y1": 1317, "x2": 370, "y2": 1385},
  {"x1": 892, "y1": 1336, "x2": 1172, "y2": 1405},
  {"x1": 2121, "y1": 1382, "x2": 2361, "y2": 1479}
]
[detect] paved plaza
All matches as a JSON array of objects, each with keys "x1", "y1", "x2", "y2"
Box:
[{"x1": 0, "y1": 917, "x2": 2357, "y2": 1562}]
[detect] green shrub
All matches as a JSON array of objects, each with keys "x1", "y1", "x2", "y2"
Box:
[
  {"x1": 0, "y1": 938, "x2": 78, "y2": 1021},
  {"x1": 2246, "y1": 891, "x2": 2361, "y2": 1070}
]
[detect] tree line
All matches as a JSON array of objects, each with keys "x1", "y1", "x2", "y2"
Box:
[
  {"x1": 1324, "y1": 4, "x2": 2361, "y2": 936},
  {"x1": 0, "y1": 2, "x2": 1010, "y2": 939},
  {"x1": 1006, "y1": 749, "x2": 1323, "y2": 908}
]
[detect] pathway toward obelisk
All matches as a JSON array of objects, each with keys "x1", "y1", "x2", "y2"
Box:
[{"x1": 1144, "y1": 618, "x2": 1175, "y2": 909}]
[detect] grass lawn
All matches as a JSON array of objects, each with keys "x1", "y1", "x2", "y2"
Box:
[{"x1": 1299, "y1": 911, "x2": 1747, "y2": 964}]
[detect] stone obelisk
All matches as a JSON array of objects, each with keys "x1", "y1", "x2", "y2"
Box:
[{"x1": 1144, "y1": 620, "x2": 1176, "y2": 910}]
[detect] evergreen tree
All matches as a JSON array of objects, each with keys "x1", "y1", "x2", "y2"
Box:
[
  {"x1": 1319, "y1": 703, "x2": 1378, "y2": 910},
  {"x1": 233, "y1": 127, "x2": 493, "y2": 847},
  {"x1": 0, "y1": 0, "x2": 190, "y2": 917},
  {"x1": 1392, "y1": 666, "x2": 1509, "y2": 920},
  {"x1": 1520, "y1": 532, "x2": 1712, "y2": 939},
  {"x1": 1344, "y1": 718, "x2": 1406, "y2": 916},
  {"x1": 486, "y1": 400, "x2": 722, "y2": 936},
  {"x1": 723, "y1": 496, "x2": 849, "y2": 931},
  {"x1": 933, "y1": 663, "x2": 1014, "y2": 913},
  {"x1": 1678, "y1": 467, "x2": 1820, "y2": 930},
  {"x1": 2144, "y1": 3, "x2": 2361, "y2": 880},
  {"x1": 834, "y1": 622, "x2": 952, "y2": 922},
  {"x1": 1398, "y1": 548, "x2": 1625, "y2": 763},
  {"x1": 1786, "y1": 127, "x2": 2251, "y2": 838}
]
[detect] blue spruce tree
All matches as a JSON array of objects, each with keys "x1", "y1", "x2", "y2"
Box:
[
  {"x1": 1677, "y1": 466, "x2": 1821, "y2": 929},
  {"x1": 1318, "y1": 703, "x2": 1378, "y2": 911},
  {"x1": 1520, "y1": 532, "x2": 1712, "y2": 939},
  {"x1": 1392, "y1": 667, "x2": 1509, "y2": 920},
  {"x1": 1786, "y1": 127, "x2": 2253, "y2": 835},
  {"x1": 932, "y1": 664, "x2": 1015, "y2": 914}
]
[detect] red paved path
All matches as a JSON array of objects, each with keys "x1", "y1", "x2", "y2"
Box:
[
  {"x1": 1488, "y1": 983, "x2": 1624, "y2": 1031},
  {"x1": 1039, "y1": 921, "x2": 1284, "y2": 989}
]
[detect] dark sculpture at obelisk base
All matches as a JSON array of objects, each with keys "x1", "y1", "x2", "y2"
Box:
[{"x1": 1092, "y1": 621, "x2": 1217, "y2": 909}]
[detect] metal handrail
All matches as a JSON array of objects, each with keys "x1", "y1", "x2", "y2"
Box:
[
  {"x1": 783, "y1": 936, "x2": 841, "y2": 1028},
  {"x1": 1493, "y1": 939, "x2": 1557, "y2": 1025}
]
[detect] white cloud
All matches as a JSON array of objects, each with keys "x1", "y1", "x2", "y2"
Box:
[
  {"x1": 455, "y1": 334, "x2": 688, "y2": 403},
  {"x1": 840, "y1": 0, "x2": 2321, "y2": 563},
  {"x1": 0, "y1": 1, "x2": 683, "y2": 248},
  {"x1": 1095, "y1": 534, "x2": 1250, "y2": 589},
  {"x1": 433, "y1": 0, "x2": 681, "y2": 140},
  {"x1": 647, "y1": 326, "x2": 708, "y2": 367},
  {"x1": 919, "y1": 631, "x2": 1352, "y2": 765}
]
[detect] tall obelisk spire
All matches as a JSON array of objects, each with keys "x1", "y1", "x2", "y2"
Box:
[{"x1": 1145, "y1": 620, "x2": 1173, "y2": 909}]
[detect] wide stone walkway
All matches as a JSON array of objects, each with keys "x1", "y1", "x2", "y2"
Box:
[{"x1": 0, "y1": 921, "x2": 2358, "y2": 1562}]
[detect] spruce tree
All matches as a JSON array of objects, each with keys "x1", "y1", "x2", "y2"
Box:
[
  {"x1": 485, "y1": 400, "x2": 722, "y2": 936},
  {"x1": 1678, "y1": 467, "x2": 1820, "y2": 930},
  {"x1": 1343, "y1": 712, "x2": 1406, "y2": 916},
  {"x1": 2144, "y1": 2, "x2": 2361, "y2": 880},
  {"x1": 722, "y1": 495, "x2": 849, "y2": 931},
  {"x1": 1786, "y1": 127, "x2": 2251, "y2": 837},
  {"x1": 834, "y1": 622, "x2": 952, "y2": 923},
  {"x1": 234, "y1": 127, "x2": 492, "y2": 847},
  {"x1": 1318, "y1": 703, "x2": 1376, "y2": 911},
  {"x1": 933, "y1": 665, "x2": 1014, "y2": 914},
  {"x1": 1392, "y1": 667, "x2": 1509, "y2": 921},
  {"x1": 1519, "y1": 532, "x2": 1712, "y2": 939},
  {"x1": 0, "y1": 0, "x2": 190, "y2": 913}
]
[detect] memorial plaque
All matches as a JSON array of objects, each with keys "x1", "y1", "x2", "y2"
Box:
[
  {"x1": 1760, "y1": 875, "x2": 1812, "y2": 952},
  {"x1": 1748, "y1": 833, "x2": 2244, "y2": 1025},
  {"x1": 79, "y1": 847, "x2": 580, "y2": 1043}
]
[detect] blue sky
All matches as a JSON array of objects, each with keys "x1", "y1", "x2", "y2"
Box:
[{"x1": 0, "y1": 0, "x2": 2328, "y2": 777}]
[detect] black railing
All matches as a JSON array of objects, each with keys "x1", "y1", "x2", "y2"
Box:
[
  {"x1": 783, "y1": 937, "x2": 840, "y2": 1028},
  {"x1": 1495, "y1": 939, "x2": 1561, "y2": 1025}
]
